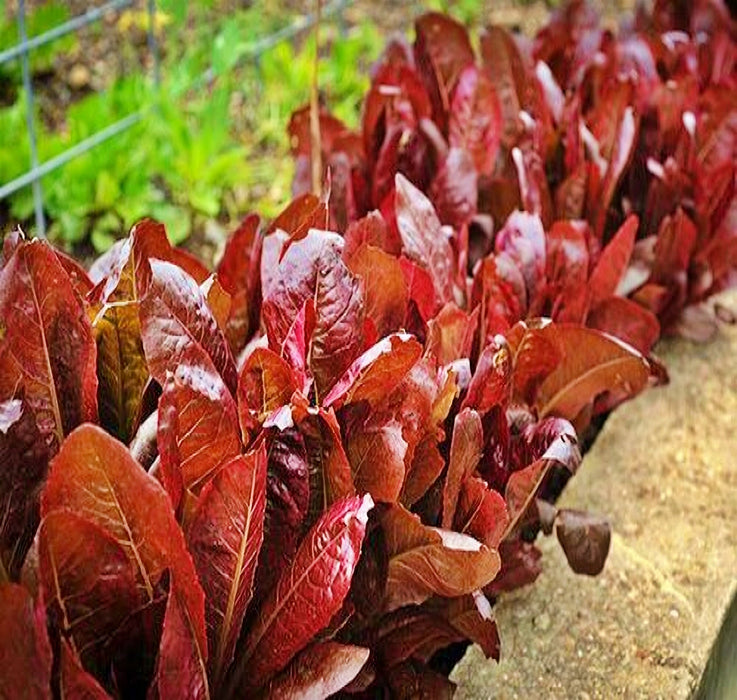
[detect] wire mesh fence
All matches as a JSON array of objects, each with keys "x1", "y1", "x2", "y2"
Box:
[{"x1": 0, "y1": 0, "x2": 353, "y2": 238}]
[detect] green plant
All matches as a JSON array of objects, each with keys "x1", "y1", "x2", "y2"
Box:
[{"x1": 0, "y1": 1, "x2": 384, "y2": 251}]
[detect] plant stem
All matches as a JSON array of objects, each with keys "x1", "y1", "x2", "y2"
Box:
[{"x1": 310, "y1": 0, "x2": 323, "y2": 196}]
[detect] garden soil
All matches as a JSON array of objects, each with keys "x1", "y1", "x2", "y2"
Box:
[{"x1": 451, "y1": 290, "x2": 737, "y2": 699}]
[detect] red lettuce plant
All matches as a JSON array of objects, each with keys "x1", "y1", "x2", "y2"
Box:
[
  {"x1": 0, "y1": 189, "x2": 660, "y2": 696},
  {"x1": 290, "y1": 0, "x2": 737, "y2": 347}
]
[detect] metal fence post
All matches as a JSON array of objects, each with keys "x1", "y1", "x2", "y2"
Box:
[{"x1": 18, "y1": 0, "x2": 46, "y2": 237}]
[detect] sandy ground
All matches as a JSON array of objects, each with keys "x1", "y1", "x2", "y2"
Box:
[{"x1": 451, "y1": 288, "x2": 737, "y2": 699}]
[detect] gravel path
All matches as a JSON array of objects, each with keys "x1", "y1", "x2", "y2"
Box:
[{"x1": 452, "y1": 289, "x2": 737, "y2": 699}]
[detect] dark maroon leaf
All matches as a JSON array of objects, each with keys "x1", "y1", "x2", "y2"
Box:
[
  {"x1": 414, "y1": 12, "x2": 475, "y2": 128},
  {"x1": 59, "y1": 640, "x2": 111, "y2": 699},
  {"x1": 485, "y1": 540, "x2": 542, "y2": 594},
  {"x1": 376, "y1": 607, "x2": 464, "y2": 668},
  {"x1": 0, "y1": 583, "x2": 52, "y2": 700},
  {"x1": 387, "y1": 660, "x2": 456, "y2": 698},
  {"x1": 427, "y1": 591, "x2": 501, "y2": 661},
  {"x1": 555, "y1": 509, "x2": 611, "y2": 576},
  {"x1": 480, "y1": 25, "x2": 544, "y2": 148},
  {"x1": 291, "y1": 400, "x2": 356, "y2": 527},
  {"x1": 0, "y1": 398, "x2": 49, "y2": 582},
  {"x1": 254, "y1": 428, "x2": 310, "y2": 601}
]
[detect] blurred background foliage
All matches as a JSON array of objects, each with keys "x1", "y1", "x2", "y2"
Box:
[{"x1": 0, "y1": 0, "x2": 510, "y2": 254}]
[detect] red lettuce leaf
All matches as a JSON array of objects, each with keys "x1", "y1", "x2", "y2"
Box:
[
  {"x1": 216, "y1": 214, "x2": 262, "y2": 351},
  {"x1": 237, "y1": 348, "x2": 300, "y2": 434},
  {"x1": 429, "y1": 147, "x2": 479, "y2": 229},
  {"x1": 234, "y1": 493, "x2": 373, "y2": 691},
  {"x1": 504, "y1": 423, "x2": 580, "y2": 538},
  {"x1": 140, "y1": 259, "x2": 237, "y2": 395},
  {"x1": 425, "y1": 302, "x2": 478, "y2": 366},
  {"x1": 461, "y1": 338, "x2": 512, "y2": 414},
  {"x1": 262, "y1": 230, "x2": 365, "y2": 399},
  {"x1": 291, "y1": 400, "x2": 356, "y2": 527},
  {"x1": 454, "y1": 476, "x2": 510, "y2": 550},
  {"x1": 323, "y1": 333, "x2": 422, "y2": 410},
  {"x1": 157, "y1": 364, "x2": 241, "y2": 514},
  {"x1": 201, "y1": 275, "x2": 232, "y2": 335},
  {"x1": 480, "y1": 25, "x2": 545, "y2": 148},
  {"x1": 587, "y1": 296, "x2": 661, "y2": 354},
  {"x1": 442, "y1": 408, "x2": 484, "y2": 529},
  {"x1": 91, "y1": 300, "x2": 148, "y2": 444},
  {"x1": 395, "y1": 174, "x2": 457, "y2": 305},
  {"x1": 187, "y1": 447, "x2": 267, "y2": 687},
  {"x1": 376, "y1": 607, "x2": 465, "y2": 668},
  {"x1": 38, "y1": 510, "x2": 138, "y2": 679},
  {"x1": 41, "y1": 424, "x2": 206, "y2": 648},
  {"x1": 254, "y1": 428, "x2": 310, "y2": 603},
  {"x1": 149, "y1": 577, "x2": 209, "y2": 700},
  {"x1": 555, "y1": 508, "x2": 611, "y2": 576},
  {"x1": 427, "y1": 591, "x2": 501, "y2": 661},
  {"x1": 485, "y1": 540, "x2": 542, "y2": 594},
  {"x1": 382, "y1": 504, "x2": 500, "y2": 612},
  {"x1": 449, "y1": 65, "x2": 502, "y2": 177},
  {"x1": 0, "y1": 239, "x2": 98, "y2": 455},
  {"x1": 346, "y1": 413, "x2": 408, "y2": 503},
  {"x1": 265, "y1": 641, "x2": 370, "y2": 699},
  {"x1": 414, "y1": 12, "x2": 475, "y2": 129},
  {"x1": 588, "y1": 214, "x2": 639, "y2": 306},
  {"x1": 345, "y1": 243, "x2": 408, "y2": 337},
  {"x1": 534, "y1": 324, "x2": 658, "y2": 420},
  {"x1": 267, "y1": 192, "x2": 328, "y2": 240},
  {"x1": 387, "y1": 660, "x2": 456, "y2": 698}
]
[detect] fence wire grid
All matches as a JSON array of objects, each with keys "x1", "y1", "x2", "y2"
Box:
[{"x1": 0, "y1": 0, "x2": 353, "y2": 237}]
